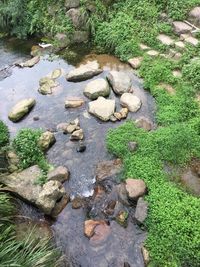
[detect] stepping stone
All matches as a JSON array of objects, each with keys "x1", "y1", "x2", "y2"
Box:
[
  {"x1": 175, "y1": 41, "x2": 185, "y2": 49},
  {"x1": 189, "y1": 7, "x2": 200, "y2": 27},
  {"x1": 107, "y1": 71, "x2": 132, "y2": 95},
  {"x1": 180, "y1": 33, "x2": 191, "y2": 40},
  {"x1": 184, "y1": 36, "x2": 199, "y2": 46},
  {"x1": 157, "y1": 34, "x2": 174, "y2": 46},
  {"x1": 146, "y1": 50, "x2": 159, "y2": 57},
  {"x1": 139, "y1": 43, "x2": 150, "y2": 50},
  {"x1": 173, "y1": 21, "x2": 193, "y2": 35},
  {"x1": 172, "y1": 70, "x2": 182, "y2": 78},
  {"x1": 125, "y1": 179, "x2": 147, "y2": 201},
  {"x1": 128, "y1": 57, "x2": 143, "y2": 69},
  {"x1": 84, "y1": 78, "x2": 110, "y2": 100},
  {"x1": 158, "y1": 83, "x2": 176, "y2": 95},
  {"x1": 120, "y1": 93, "x2": 142, "y2": 112},
  {"x1": 65, "y1": 98, "x2": 84, "y2": 108}
]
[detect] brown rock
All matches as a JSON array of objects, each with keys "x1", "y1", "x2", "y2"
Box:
[
  {"x1": 142, "y1": 246, "x2": 150, "y2": 266},
  {"x1": 72, "y1": 197, "x2": 83, "y2": 209},
  {"x1": 125, "y1": 179, "x2": 147, "y2": 201},
  {"x1": 114, "y1": 112, "x2": 122, "y2": 120},
  {"x1": 84, "y1": 220, "x2": 111, "y2": 243},
  {"x1": 70, "y1": 129, "x2": 84, "y2": 140},
  {"x1": 128, "y1": 57, "x2": 143, "y2": 69},
  {"x1": 128, "y1": 141, "x2": 138, "y2": 152},
  {"x1": 65, "y1": 98, "x2": 84, "y2": 108},
  {"x1": 47, "y1": 166, "x2": 70, "y2": 183},
  {"x1": 95, "y1": 159, "x2": 123, "y2": 182},
  {"x1": 135, "y1": 117, "x2": 154, "y2": 131},
  {"x1": 120, "y1": 107, "x2": 129, "y2": 119}
]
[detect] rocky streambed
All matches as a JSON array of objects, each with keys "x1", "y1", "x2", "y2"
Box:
[{"x1": 0, "y1": 39, "x2": 156, "y2": 267}]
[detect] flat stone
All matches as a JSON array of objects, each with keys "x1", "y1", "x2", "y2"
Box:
[
  {"x1": 139, "y1": 43, "x2": 150, "y2": 50},
  {"x1": 180, "y1": 33, "x2": 191, "y2": 40},
  {"x1": 50, "y1": 69, "x2": 62, "y2": 79},
  {"x1": 88, "y1": 96, "x2": 115, "y2": 121},
  {"x1": 84, "y1": 78, "x2": 110, "y2": 100},
  {"x1": 120, "y1": 93, "x2": 142, "y2": 112},
  {"x1": 95, "y1": 159, "x2": 123, "y2": 182},
  {"x1": 146, "y1": 50, "x2": 159, "y2": 57},
  {"x1": 125, "y1": 179, "x2": 147, "y2": 201},
  {"x1": 173, "y1": 21, "x2": 192, "y2": 35},
  {"x1": 66, "y1": 61, "x2": 102, "y2": 82},
  {"x1": 189, "y1": 6, "x2": 200, "y2": 27},
  {"x1": 128, "y1": 57, "x2": 143, "y2": 69},
  {"x1": 175, "y1": 41, "x2": 185, "y2": 49},
  {"x1": 8, "y1": 98, "x2": 36, "y2": 122},
  {"x1": 158, "y1": 83, "x2": 176, "y2": 95},
  {"x1": 142, "y1": 246, "x2": 150, "y2": 267},
  {"x1": 157, "y1": 34, "x2": 174, "y2": 46},
  {"x1": 107, "y1": 71, "x2": 132, "y2": 95},
  {"x1": 135, "y1": 117, "x2": 154, "y2": 131},
  {"x1": 70, "y1": 129, "x2": 84, "y2": 140},
  {"x1": 185, "y1": 36, "x2": 199, "y2": 46},
  {"x1": 135, "y1": 197, "x2": 148, "y2": 224},
  {"x1": 47, "y1": 166, "x2": 70, "y2": 183},
  {"x1": 38, "y1": 131, "x2": 56, "y2": 151},
  {"x1": 17, "y1": 56, "x2": 40, "y2": 68},
  {"x1": 172, "y1": 70, "x2": 182, "y2": 78},
  {"x1": 65, "y1": 98, "x2": 84, "y2": 108}
]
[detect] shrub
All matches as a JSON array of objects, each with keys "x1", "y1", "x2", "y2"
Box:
[{"x1": 0, "y1": 121, "x2": 9, "y2": 148}]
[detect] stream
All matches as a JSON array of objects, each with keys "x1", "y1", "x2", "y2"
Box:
[{"x1": 0, "y1": 38, "x2": 156, "y2": 267}]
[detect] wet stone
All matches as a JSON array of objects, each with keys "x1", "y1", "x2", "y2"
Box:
[
  {"x1": 76, "y1": 141, "x2": 86, "y2": 153},
  {"x1": 71, "y1": 197, "x2": 83, "y2": 209},
  {"x1": 134, "y1": 197, "x2": 148, "y2": 225},
  {"x1": 95, "y1": 159, "x2": 123, "y2": 182}
]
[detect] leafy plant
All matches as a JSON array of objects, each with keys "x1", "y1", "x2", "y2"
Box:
[{"x1": 0, "y1": 121, "x2": 9, "y2": 148}]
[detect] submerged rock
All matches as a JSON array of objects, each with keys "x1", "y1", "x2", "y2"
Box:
[
  {"x1": 8, "y1": 98, "x2": 36, "y2": 122},
  {"x1": 17, "y1": 56, "x2": 40, "y2": 68},
  {"x1": 50, "y1": 68, "x2": 62, "y2": 79},
  {"x1": 38, "y1": 131, "x2": 56, "y2": 151},
  {"x1": 107, "y1": 71, "x2": 132, "y2": 95},
  {"x1": 70, "y1": 129, "x2": 84, "y2": 140},
  {"x1": 88, "y1": 96, "x2": 115, "y2": 121},
  {"x1": 65, "y1": 98, "x2": 84, "y2": 108},
  {"x1": 125, "y1": 179, "x2": 147, "y2": 201},
  {"x1": 84, "y1": 220, "x2": 111, "y2": 243},
  {"x1": 66, "y1": 61, "x2": 102, "y2": 82},
  {"x1": 120, "y1": 93, "x2": 142, "y2": 112},
  {"x1": 0, "y1": 165, "x2": 68, "y2": 216},
  {"x1": 84, "y1": 78, "x2": 110, "y2": 100},
  {"x1": 38, "y1": 77, "x2": 58, "y2": 95}
]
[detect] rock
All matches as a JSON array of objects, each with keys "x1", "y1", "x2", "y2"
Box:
[
  {"x1": 110, "y1": 115, "x2": 117, "y2": 122},
  {"x1": 72, "y1": 197, "x2": 83, "y2": 209},
  {"x1": 142, "y1": 246, "x2": 150, "y2": 267},
  {"x1": 172, "y1": 69, "x2": 182, "y2": 78},
  {"x1": 66, "y1": 61, "x2": 102, "y2": 82},
  {"x1": 173, "y1": 21, "x2": 192, "y2": 35},
  {"x1": 8, "y1": 98, "x2": 36, "y2": 122},
  {"x1": 135, "y1": 197, "x2": 148, "y2": 224},
  {"x1": 107, "y1": 71, "x2": 132, "y2": 95},
  {"x1": 66, "y1": 8, "x2": 88, "y2": 31},
  {"x1": 71, "y1": 30, "x2": 89, "y2": 44},
  {"x1": 33, "y1": 116, "x2": 39, "y2": 121},
  {"x1": 76, "y1": 141, "x2": 86, "y2": 152},
  {"x1": 56, "y1": 122, "x2": 69, "y2": 133},
  {"x1": 47, "y1": 166, "x2": 70, "y2": 183},
  {"x1": 157, "y1": 34, "x2": 174, "y2": 46},
  {"x1": 95, "y1": 159, "x2": 123, "y2": 182},
  {"x1": 88, "y1": 96, "x2": 115, "y2": 121},
  {"x1": 66, "y1": 124, "x2": 80, "y2": 134},
  {"x1": 135, "y1": 117, "x2": 154, "y2": 131},
  {"x1": 146, "y1": 50, "x2": 159, "y2": 57},
  {"x1": 17, "y1": 56, "x2": 40, "y2": 68},
  {"x1": 114, "y1": 112, "x2": 122, "y2": 121},
  {"x1": 38, "y1": 131, "x2": 56, "y2": 151},
  {"x1": 65, "y1": 98, "x2": 84, "y2": 108},
  {"x1": 139, "y1": 43, "x2": 150, "y2": 50},
  {"x1": 120, "y1": 108, "x2": 129, "y2": 119},
  {"x1": 38, "y1": 77, "x2": 58, "y2": 95},
  {"x1": 184, "y1": 36, "x2": 199, "y2": 46},
  {"x1": 116, "y1": 210, "x2": 129, "y2": 227},
  {"x1": 125, "y1": 179, "x2": 147, "y2": 201},
  {"x1": 175, "y1": 41, "x2": 185, "y2": 49},
  {"x1": 84, "y1": 78, "x2": 110, "y2": 100},
  {"x1": 158, "y1": 83, "x2": 176, "y2": 95},
  {"x1": 0, "y1": 165, "x2": 67, "y2": 215},
  {"x1": 55, "y1": 33, "x2": 70, "y2": 48},
  {"x1": 128, "y1": 57, "x2": 143, "y2": 69},
  {"x1": 117, "y1": 183, "x2": 130, "y2": 206},
  {"x1": 84, "y1": 220, "x2": 111, "y2": 243},
  {"x1": 50, "y1": 69, "x2": 62, "y2": 79},
  {"x1": 128, "y1": 141, "x2": 138, "y2": 152},
  {"x1": 189, "y1": 6, "x2": 200, "y2": 27},
  {"x1": 51, "y1": 194, "x2": 69, "y2": 217},
  {"x1": 65, "y1": 0, "x2": 80, "y2": 10},
  {"x1": 120, "y1": 93, "x2": 142, "y2": 112},
  {"x1": 104, "y1": 200, "x2": 116, "y2": 216},
  {"x1": 36, "y1": 180, "x2": 66, "y2": 215},
  {"x1": 70, "y1": 129, "x2": 84, "y2": 140}
]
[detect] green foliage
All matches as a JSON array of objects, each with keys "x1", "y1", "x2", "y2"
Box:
[
  {"x1": 107, "y1": 121, "x2": 200, "y2": 266},
  {"x1": 0, "y1": 193, "x2": 61, "y2": 267},
  {"x1": 12, "y1": 128, "x2": 49, "y2": 174},
  {"x1": 182, "y1": 59, "x2": 200, "y2": 93},
  {"x1": 0, "y1": 121, "x2": 9, "y2": 148}
]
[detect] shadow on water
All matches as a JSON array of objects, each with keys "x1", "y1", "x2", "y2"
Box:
[{"x1": 0, "y1": 39, "x2": 156, "y2": 267}]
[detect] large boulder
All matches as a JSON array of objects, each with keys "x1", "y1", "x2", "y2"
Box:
[
  {"x1": 88, "y1": 96, "x2": 115, "y2": 121},
  {"x1": 0, "y1": 166, "x2": 68, "y2": 216},
  {"x1": 66, "y1": 61, "x2": 102, "y2": 82},
  {"x1": 84, "y1": 78, "x2": 110, "y2": 100},
  {"x1": 107, "y1": 71, "x2": 132, "y2": 95},
  {"x1": 38, "y1": 131, "x2": 56, "y2": 151},
  {"x1": 120, "y1": 93, "x2": 142, "y2": 112},
  {"x1": 8, "y1": 98, "x2": 36, "y2": 122},
  {"x1": 125, "y1": 179, "x2": 147, "y2": 201}
]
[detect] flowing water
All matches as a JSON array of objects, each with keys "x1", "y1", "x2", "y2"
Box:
[{"x1": 0, "y1": 38, "x2": 156, "y2": 267}]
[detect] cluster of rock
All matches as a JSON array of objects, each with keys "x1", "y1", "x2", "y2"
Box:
[{"x1": 57, "y1": 118, "x2": 84, "y2": 142}]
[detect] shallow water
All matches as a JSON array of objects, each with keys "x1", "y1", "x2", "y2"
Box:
[{"x1": 0, "y1": 39, "x2": 155, "y2": 267}]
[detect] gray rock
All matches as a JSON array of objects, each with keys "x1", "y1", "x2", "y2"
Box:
[
  {"x1": 17, "y1": 56, "x2": 40, "y2": 68},
  {"x1": 47, "y1": 166, "x2": 70, "y2": 183},
  {"x1": 84, "y1": 78, "x2": 110, "y2": 100},
  {"x1": 128, "y1": 57, "x2": 143, "y2": 69},
  {"x1": 173, "y1": 21, "x2": 192, "y2": 35},
  {"x1": 107, "y1": 71, "x2": 132, "y2": 95},
  {"x1": 66, "y1": 61, "x2": 102, "y2": 82},
  {"x1": 71, "y1": 31, "x2": 89, "y2": 44},
  {"x1": 135, "y1": 197, "x2": 148, "y2": 224},
  {"x1": 66, "y1": 8, "x2": 88, "y2": 30},
  {"x1": 95, "y1": 159, "x2": 123, "y2": 182},
  {"x1": 88, "y1": 96, "x2": 115, "y2": 121},
  {"x1": 157, "y1": 34, "x2": 174, "y2": 46},
  {"x1": 8, "y1": 98, "x2": 36, "y2": 122},
  {"x1": 65, "y1": 98, "x2": 84, "y2": 108},
  {"x1": 65, "y1": 0, "x2": 80, "y2": 10},
  {"x1": 189, "y1": 6, "x2": 200, "y2": 27},
  {"x1": 135, "y1": 117, "x2": 154, "y2": 131},
  {"x1": 55, "y1": 33, "x2": 70, "y2": 48},
  {"x1": 38, "y1": 131, "x2": 56, "y2": 151},
  {"x1": 120, "y1": 93, "x2": 142, "y2": 112}
]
